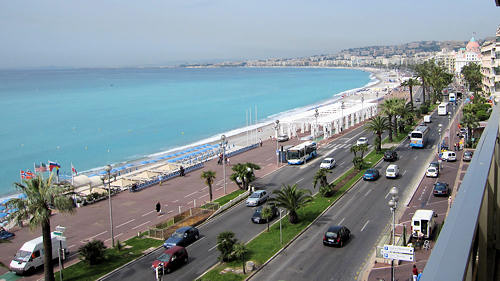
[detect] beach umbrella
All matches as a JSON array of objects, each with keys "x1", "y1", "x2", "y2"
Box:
[
  {"x1": 116, "y1": 167, "x2": 126, "y2": 171},
  {"x1": 17, "y1": 194, "x2": 27, "y2": 200},
  {"x1": 0, "y1": 198, "x2": 11, "y2": 205},
  {"x1": 7, "y1": 208, "x2": 18, "y2": 214},
  {"x1": 111, "y1": 169, "x2": 119, "y2": 173},
  {"x1": 149, "y1": 159, "x2": 158, "y2": 163},
  {"x1": 125, "y1": 164, "x2": 134, "y2": 168},
  {"x1": 140, "y1": 161, "x2": 149, "y2": 165},
  {"x1": 167, "y1": 159, "x2": 176, "y2": 163},
  {"x1": 0, "y1": 213, "x2": 7, "y2": 218},
  {"x1": 88, "y1": 174, "x2": 97, "y2": 177},
  {"x1": 0, "y1": 206, "x2": 5, "y2": 211},
  {"x1": 99, "y1": 171, "x2": 107, "y2": 175}
]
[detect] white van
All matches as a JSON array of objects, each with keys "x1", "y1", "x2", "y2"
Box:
[
  {"x1": 385, "y1": 164, "x2": 399, "y2": 178},
  {"x1": 441, "y1": 151, "x2": 456, "y2": 162},
  {"x1": 423, "y1": 115, "x2": 431, "y2": 123},
  {"x1": 10, "y1": 233, "x2": 68, "y2": 275},
  {"x1": 411, "y1": 209, "x2": 436, "y2": 239}
]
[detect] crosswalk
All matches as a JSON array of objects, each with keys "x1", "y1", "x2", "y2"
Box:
[{"x1": 323, "y1": 142, "x2": 364, "y2": 150}]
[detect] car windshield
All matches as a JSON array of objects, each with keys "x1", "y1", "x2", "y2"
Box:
[
  {"x1": 428, "y1": 168, "x2": 436, "y2": 172},
  {"x1": 465, "y1": 152, "x2": 473, "y2": 156},
  {"x1": 14, "y1": 250, "x2": 31, "y2": 262},
  {"x1": 322, "y1": 160, "x2": 331, "y2": 164},
  {"x1": 254, "y1": 208, "x2": 262, "y2": 214},
  {"x1": 366, "y1": 169, "x2": 376, "y2": 174},
  {"x1": 325, "y1": 231, "x2": 338, "y2": 238},
  {"x1": 172, "y1": 231, "x2": 184, "y2": 238},
  {"x1": 157, "y1": 253, "x2": 171, "y2": 262},
  {"x1": 435, "y1": 184, "x2": 447, "y2": 190},
  {"x1": 250, "y1": 193, "x2": 260, "y2": 198},
  {"x1": 387, "y1": 168, "x2": 394, "y2": 173}
]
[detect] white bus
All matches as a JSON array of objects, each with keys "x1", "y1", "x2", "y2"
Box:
[
  {"x1": 286, "y1": 141, "x2": 317, "y2": 165},
  {"x1": 438, "y1": 102, "x2": 448, "y2": 116},
  {"x1": 410, "y1": 125, "x2": 429, "y2": 148}
]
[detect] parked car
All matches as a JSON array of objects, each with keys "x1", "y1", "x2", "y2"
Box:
[
  {"x1": 357, "y1": 137, "x2": 368, "y2": 146},
  {"x1": 152, "y1": 246, "x2": 189, "y2": 274},
  {"x1": 320, "y1": 158, "x2": 336, "y2": 169},
  {"x1": 429, "y1": 162, "x2": 440, "y2": 173},
  {"x1": 441, "y1": 151, "x2": 456, "y2": 162},
  {"x1": 246, "y1": 190, "x2": 269, "y2": 207},
  {"x1": 323, "y1": 225, "x2": 351, "y2": 247},
  {"x1": 277, "y1": 134, "x2": 289, "y2": 142},
  {"x1": 383, "y1": 150, "x2": 398, "y2": 162},
  {"x1": 363, "y1": 169, "x2": 380, "y2": 181},
  {"x1": 0, "y1": 229, "x2": 15, "y2": 240},
  {"x1": 463, "y1": 151, "x2": 473, "y2": 162},
  {"x1": 385, "y1": 164, "x2": 400, "y2": 179},
  {"x1": 426, "y1": 166, "x2": 439, "y2": 178},
  {"x1": 251, "y1": 204, "x2": 279, "y2": 224},
  {"x1": 433, "y1": 182, "x2": 450, "y2": 196},
  {"x1": 163, "y1": 226, "x2": 199, "y2": 249}
]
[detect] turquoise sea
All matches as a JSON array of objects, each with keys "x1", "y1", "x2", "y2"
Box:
[{"x1": 0, "y1": 67, "x2": 371, "y2": 197}]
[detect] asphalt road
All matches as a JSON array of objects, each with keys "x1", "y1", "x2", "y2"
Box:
[{"x1": 103, "y1": 119, "x2": 378, "y2": 281}]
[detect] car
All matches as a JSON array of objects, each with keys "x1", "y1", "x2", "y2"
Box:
[
  {"x1": 433, "y1": 182, "x2": 450, "y2": 196},
  {"x1": 426, "y1": 166, "x2": 439, "y2": 178},
  {"x1": 383, "y1": 150, "x2": 398, "y2": 161},
  {"x1": 463, "y1": 151, "x2": 473, "y2": 162},
  {"x1": 0, "y1": 229, "x2": 15, "y2": 240},
  {"x1": 363, "y1": 168, "x2": 380, "y2": 181},
  {"x1": 429, "y1": 161, "x2": 440, "y2": 173},
  {"x1": 323, "y1": 225, "x2": 351, "y2": 247},
  {"x1": 385, "y1": 164, "x2": 399, "y2": 179},
  {"x1": 441, "y1": 151, "x2": 456, "y2": 162},
  {"x1": 460, "y1": 128, "x2": 467, "y2": 135},
  {"x1": 246, "y1": 190, "x2": 269, "y2": 207},
  {"x1": 277, "y1": 134, "x2": 289, "y2": 142},
  {"x1": 163, "y1": 226, "x2": 199, "y2": 249},
  {"x1": 357, "y1": 137, "x2": 368, "y2": 146},
  {"x1": 251, "y1": 204, "x2": 279, "y2": 224},
  {"x1": 152, "y1": 246, "x2": 189, "y2": 274},
  {"x1": 320, "y1": 158, "x2": 336, "y2": 169}
]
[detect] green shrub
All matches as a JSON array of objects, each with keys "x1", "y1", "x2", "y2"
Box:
[{"x1": 79, "y1": 240, "x2": 107, "y2": 265}]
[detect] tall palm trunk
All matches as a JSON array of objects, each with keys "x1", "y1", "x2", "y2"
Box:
[
  {"x1": 377, "y1": 132, "x2": 382, "y2": 152},
  {"x1": 208, "y1": 183, "x2": 213, "y2": 202},
  {"x1": 42, "y1": 218, "x2": 55, "y2": 281},
  {"x1": 387, "y1": 115, "x2": 393, "y2": 142},
  {"x1": 422, "y1": 80, "x2": 426, "y2": 104},
  {"x1": 409, "y1": 86, "x2": 414, "y2": 111}
]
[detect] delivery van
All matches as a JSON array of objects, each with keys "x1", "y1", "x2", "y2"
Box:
[
  {"x1": 441, "y1": 151, "x2": 456, "y2": 162},
  {"x1": 423, "y1": 115, "x2": 431, "y2": 123},
  {"x1": 411, "y1": 209, "x2": 436, "y2": 239},
  {"x1": 10, "y1": 233, "x2": 68, "y2": 275}
]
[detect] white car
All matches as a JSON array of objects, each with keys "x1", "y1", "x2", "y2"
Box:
[
  {"x1": 277, "y1": 134, "x2": 289, "y2": 142},
  {"x1": 320, "y1": 158, "x2": 336, "y2": 169},
  {"x1": 357, "y1": 137, "x2": 368, "y2": 146},
  {"x1": 246, "y1": 190, "x2": 269, "y2": 207},
  {"x1": 385, "y1": 164, "x2": 399, "y2": 179},
  {"x1": 426, "y1": 166, "x2": 439, "y2": 178}
]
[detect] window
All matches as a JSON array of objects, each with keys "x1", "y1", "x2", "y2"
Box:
[{"x1": 32, "y1": 250, "x2": 40, "y2": 258}]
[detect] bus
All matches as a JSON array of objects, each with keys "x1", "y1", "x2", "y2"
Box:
[
  {"x1": 449, "y1": 93, "x2": 456, "y2": 103},
  {"x1": 287, "y1": 141, "x2": 317, "y2": 165},
  {"x1": 438, "y1": 102, "x2": 448, "y2": 116},
  {"x1": 410, "y1": 125, "x2": 429, "y2": 148}
]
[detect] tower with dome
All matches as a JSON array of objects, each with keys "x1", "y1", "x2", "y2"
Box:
[{"x1": 455, "y1": 37, "x2": 482, "y2": 74}]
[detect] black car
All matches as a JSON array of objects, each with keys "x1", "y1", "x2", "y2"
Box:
[
  {"x1": 463, "y1": 151, "x2": 473, "y2": 162},
  {"x1": 323, "y1": 225, "x2": 351, "y2": 247},
  {"x1": 383, "y1": 150, "x2": 398, "y2": 161},
  {"x1": 163, "y1": 226, "x2": 199, "y2": 248},
  {"x1": 251, "y1": 204, "x2": 279, "y2": 224},
  {"x1": 429, "y1": 161, "x2": 440, "y2": 173},
  {"x1": 433, "y1": 182, "x2": 449, "y2": 196},
  {"x1": 0, "y1": 229, "x2": 15, "y2": 240}
]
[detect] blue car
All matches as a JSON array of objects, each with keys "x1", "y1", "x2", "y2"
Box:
[
  {"x1": 0, "y1": 229, "x2": 15, "y2": 240},
  {"x1": 363, "y1": 168, "x2": 380, "y2": 181},
  {"x1": 163, "y1": 226, "x2": 199, "y2": 249}
]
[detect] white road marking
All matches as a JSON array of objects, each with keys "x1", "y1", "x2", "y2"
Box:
[
  {"x1": 83, "y1": 231, "x2": 107, "y2": 242},
  {"x1": 199, "y1": 194, "x2": 209, "y2": 199},
  {"x1": 201, "y1": 186, "x2": 208, "y2": 191},
  {"x1": 132, "y1": 221, "x2": 151, "y2": 230},
  {"x1": 365, "y1": 189, "x2": 372, "y2": 197},
  {"x1": 361, "y1": 220, "x2": 370, "y2": 232},
  {"x1": 167, "y1": 210, "x2": 173, "y2": 214},
  {"x1": 142, "y1": 210, "x2": 155, "y2": 217},
  {"x1": 173, "y1": 200, "x2": 179, "y2": 203},
  {"x1": 403, "y1": 170, "x2": 407, "y2": 175},
  {"x1": 208, "y1": 243, "x2": 219, "y2": 252},
  {"x1": 216, "y1": 186, "x2": 224, "y2": 191},
  {"x1": 185, "y1": 191, "x2": 198, "y2": 198},
  {"x1": 338, "y1": 217, "x2": 345, "y2": 225},
  {"x1": 105, "y1": 233, "x2": 123, "y2": 242},
  {"x1": 296, "y1": 178, "x2": 304, "y2": 183},
  {"x1": 187, "y1": 236, "x2": 206, "y2": 248},
  {"x1": 116, "y1": 219, "x2": 135, "y2": 228},
  {"x1": 339, "y1": 161, "x2": 345, "y2": 166},
  {"x1": 68, "y1": 244, "x2": 76, "y2": 249}
]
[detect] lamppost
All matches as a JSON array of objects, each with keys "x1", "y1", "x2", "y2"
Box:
[
  {"x1": 438, "y1": 124, "x2": 443, "y2": 153},
  {"x1": 279, "y1": 208, "x2": 284, "y2": 244},
  {"x1": 448, "y1": 113, "x2": 452, "y2": 148},
  {"x1": 221, "y1": 135, "x2": 227, "y2": 195},
  {"x1": 314, "y1": 108, "x2": 319, "y2": 139},
  {"x1": 275, "y1": 120, "x2": 280, "y2": 167},
  {"x1": 100, "y1": 165, "x2": 116, "y2": 247},
  {"x1": 387, "y1": 186, "x2": 399, "y2": 281},
  {"x1": 361, "y1": 94, "x2": 365, "y2": 121},
  {"x1": 341, "y1": 101, "x2": 345, "y2": 132}
]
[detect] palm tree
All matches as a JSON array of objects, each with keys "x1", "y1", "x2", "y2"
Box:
[
  {"x1": 381, "y1": 98, "x2": 398, "y2": 142},
  {"x1": 461, "y1": 113, "x2": 479, "y2": 145},
  {"x1": 269, "y1": 184, "x2": 312, "y2": 224},
  {"x1": 261, "y1": 205, "x2": 273, "y2": 232},
  {"x1": 365, "y1": 116, "x2": 389, "y2": 152},
  {"x1": 400, "y1": 78, "x2": 421, "y2": 111},
  {"x1": 393, "y1": 98, "x2": 408, "y2": 135},
  {"x1": 200, "y1": 170, "x2": 216, "y2": 202},
  {"x1": 232, "y1": 243, "x2": 249, "y2": 274},
  {"x1": 415, "y1": 61, "x2": 431, "y2": 103},
  {"x1": 8, "y1": 174, "x2": 75, "y2": 281},
  {"x1": 216, "y1": 231, "x2": 237, "y2": 262},
  {"x1": 229, "y1": 162, "x2": 261, "y2": 190},
  {"x1": 313, "y1": 168, "x2": 331, "y2": 189}
]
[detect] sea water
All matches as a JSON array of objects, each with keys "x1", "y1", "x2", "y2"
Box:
[{"x1": 0, "y1": 67, "x2": 371, "y2": 196}]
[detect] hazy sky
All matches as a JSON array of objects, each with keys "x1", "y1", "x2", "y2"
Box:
[{"x1": 1, "y1": 0, "x2": 498, "y2": 68}]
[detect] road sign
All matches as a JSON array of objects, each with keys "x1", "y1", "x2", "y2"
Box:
[
  {"x1": 53, "y1": 231, "x2": 63, "y2": 236},
  {"x1": 383, "y1": 244, "x2": 414, "y2": 255},
  {"x1": 382, "y1": 251, "x2": 414, "y2": 262}
]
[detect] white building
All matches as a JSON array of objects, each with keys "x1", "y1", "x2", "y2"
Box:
[
  {"x1": 434, "y1": 48, "x2": 456, "y2": 74},
  {"x1": 481, "y1": 26, "x2": 500, "y2": 100},
  {"x1": 455, "y1": 37, "x2": 482, "y2": 74}
]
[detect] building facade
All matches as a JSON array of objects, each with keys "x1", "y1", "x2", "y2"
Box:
[
  {"x1": 455, "y1": 37, "x2": 482, "y2": 74},
  {"x1": 481, "y1": 26, "x2": 500, "y2": 100}
]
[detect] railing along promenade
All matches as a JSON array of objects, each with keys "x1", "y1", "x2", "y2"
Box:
[{"x1": 423, "y1": 105, "x2": 500, "y2": 280}]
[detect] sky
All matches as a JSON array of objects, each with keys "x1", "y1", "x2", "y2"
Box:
[{"x1": 0, "y1": 0, "x2": 498, "y2": 69}]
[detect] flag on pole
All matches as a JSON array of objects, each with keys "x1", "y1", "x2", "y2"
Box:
[
  {"x1": 20, "y1": 170, "x2": 26, "y2": 179},
  {"x1": 71, "y1": 163, "x2": 78, "y2": 175},
  {"x1": 40, "y1": 163, "x2": 48, "y2": 172},
  {"x1": 25, "y1": 170, "x2": 34, "y2": 179},
  {"x1": 48, "y1": 161, "x2": 61, "y2": 172},
  {"x1": 34, "y1": 163, "x2": 45, "y2": 173}
]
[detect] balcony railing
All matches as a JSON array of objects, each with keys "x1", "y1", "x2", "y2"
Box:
[{"x1": 422, "y1": 105, "x2": 500, "y2": 281}]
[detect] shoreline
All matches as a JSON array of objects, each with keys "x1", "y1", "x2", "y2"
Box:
[{"x1": 0, "y1": 67, "x2": 400, "y2": 199}]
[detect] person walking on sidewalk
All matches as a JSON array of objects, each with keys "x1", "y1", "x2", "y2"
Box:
[
  {"x1": 156, "y1": 202, "x2": 161, "y2": 215},
  {"x1": 412, "y1": 264, "x2": 419, "y2": 281}
]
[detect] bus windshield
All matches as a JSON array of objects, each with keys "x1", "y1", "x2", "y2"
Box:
[
  {"x1": 287, "y1": 150, "x2": 302, "y2": 160},
  {"x1": 411, "y1": 132, "x2": 423, "y2": 138}
]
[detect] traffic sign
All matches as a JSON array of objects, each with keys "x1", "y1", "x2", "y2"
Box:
[
  {"x1": 382, "y1": 251, "x2": 414, "y2": 262},
  {"x1": 383, "y1": 244, "x2": 414, "y2": 255}
]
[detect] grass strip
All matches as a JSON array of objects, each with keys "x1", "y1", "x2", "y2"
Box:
[
  {"x1": 55, "y1": 235, "x2": 162, "y2": 281},
  {"x1": 213, "y1": 189, "x2": 246, "y2": 206},
  {"x1": 199, "y1": 151, "x2": 385, "y2": 281}
]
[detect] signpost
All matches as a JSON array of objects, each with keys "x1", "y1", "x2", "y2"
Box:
[
  {"x1": 381, "y1": 244, "x2": 415, "y2": 262},
  {"x1": 55, "y1": 225, "x2": 66, "y2": 281}
]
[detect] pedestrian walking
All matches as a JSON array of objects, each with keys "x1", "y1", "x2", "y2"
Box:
[
  {"x1": 156, "y1": 202, "x2": 161, "y2": 215},
  {"x1": 412, "y1": 264, "x2": 419, "y2": 281},
  {"x1": 454, "y1": 143, "x2": 457, "y2": 151},
  {"x1": 179, "y1": 166, "x2": 185, "y2": 177},
  {"x1": 259, "y1": 138, "x2": 262, "y2": 147}
]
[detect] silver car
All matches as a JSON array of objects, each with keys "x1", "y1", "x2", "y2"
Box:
[
  {"x1": 277, "y1": 135, "x2": 289, "y2": 142},
  {"x1": 246, "y1": 190, "x2": 269, "y2": 207}
]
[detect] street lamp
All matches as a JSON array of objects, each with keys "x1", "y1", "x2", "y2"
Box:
[
  {"x1": 387, "y1": 186, "x2": 399, "y2": 281},
  {"x1": 361, "y1": 94, "x2": 365, "y2": 121},
  {"x1": 221, "y1": 135, "x2": 227, "y2": 195},
  {"x1": 100, "y1": 165, "x2": 116, "y2": 247},
  {"x1": 341, "y1": 101, "x2": 345, "y2": 132},
  {"x1": 438, "y1": 124, "x2": 443, "y2": 153},
  {"x1": 314, "y1": 108, "x2": 319, "y2": 139},
  {"x1": 275, "y1": 120, "x2": 280, "y2": 167},
  {"x1": 279, "y1": 208, "x2": 285, "y2": 244}
]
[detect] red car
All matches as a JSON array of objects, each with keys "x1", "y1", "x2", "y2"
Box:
[{"x1": 151, "y1": 246, "x2": 188, "y2": 274}]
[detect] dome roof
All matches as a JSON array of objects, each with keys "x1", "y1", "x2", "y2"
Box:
[{"x1": 466, "y1": 37, "x2": 480, "y2": 51}]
